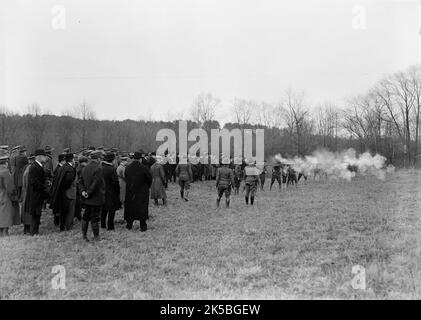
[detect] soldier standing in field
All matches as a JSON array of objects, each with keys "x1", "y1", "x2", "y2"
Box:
[
  {"x1": 10, "y1": 145, "x2": 28, "y2": 201},
  {"x1": 150, "y1": 155, "x2": 167, "y2": 206},
  {"x1": 233, "y1": 164, "x2": 242, "y2": 195},
  {"x1": 259, "y1": 161, "x2": 267, "y2": 191},
  {"x1": 175, "y1": 155, "x2": 193, "y2": 201},
  {"x1": 244, "y1": 161, "x2": 260, "y2": 205},
  {"x1": 215, "y1": 161, "x2": 235, "y2": 208},
  {"x1": 270, "y1": 162, "x2": 282, "y2": 191}
]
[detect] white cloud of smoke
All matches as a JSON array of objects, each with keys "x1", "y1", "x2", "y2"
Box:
[{"x1": 273, "y1": 148, "x2": 395, "y2": 181}]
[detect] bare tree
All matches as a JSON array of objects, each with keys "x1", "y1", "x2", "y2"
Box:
[
  {"x1": 0, "y1": 106, "x2": 19, "y2": 145},
  {"x1": 374, "y1": 72, "x2": 415, "y2": 165},
  {"x1": 315, "y1": 102, "x2": 340, "y2": 150},
  {"x1": 74, "y1": 101, "x2": 96, "y2": 148},
  {"x1": 343, "y1": 94, "x2": 385, "y2": 152},
  {"x1": 232, "y1": 98, "x2": 256, "y2": 127},
  {"x1": 408, "y1": 66, "x2": 421, "y2": 163},
  {"x1": 25, "y1": 103, "x2": 45, "y2": 149},
  {"x1": 255, "y1": 101, "x2": 276, "y2": 127},
  {"x1": 282, "y1": 89, "x2": 311, "y2": 155},
  {"x1": 190, "y1": 93, "x2": 220, "y2": 127}
]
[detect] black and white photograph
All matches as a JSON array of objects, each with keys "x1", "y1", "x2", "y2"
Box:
[{"x1": 0, "y1": 0, "x2": 420, "y2": 305}]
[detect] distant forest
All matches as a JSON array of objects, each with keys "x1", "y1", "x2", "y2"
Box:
[{"x1": 1, "y1": 65, "x2": 420, "y2": 166}]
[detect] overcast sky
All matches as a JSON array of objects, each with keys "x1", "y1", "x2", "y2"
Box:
[{"x1": 0, "y1": 0, "x2": 420, "y2": 123}]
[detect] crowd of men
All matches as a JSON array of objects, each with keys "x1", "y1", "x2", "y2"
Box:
[{"x1": 0, "y1": 144, "x2": 304, "y2": 239}]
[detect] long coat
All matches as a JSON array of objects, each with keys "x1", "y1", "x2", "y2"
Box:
[
  {"x1": 102, "y1": 162, "x2": 121, "y2": 211},
  {"x1": 79, "y1": 161, "x2": 105, "y2": 207},
  {"x1": 116, "y1": 163, "x2": 126, "y2": 204},
  {"x1": 44, "y1": 156, "x2": 54, "y2": 196},
  {"x1": 0, "y1": 166, "x2": 20, "y2": 228},
  {"x1": 10, "y1": 154, "x2": 28, "y2": 200},
  {"x1": 150, "y1": 162, "x2": 166, "y2": 200},
  {"x1": 21, "y1": 164, "x2": 32, "y2": 225},
  {"x1": 124, "y1": 160, "x2": 152, "y2": 222},
  {"x1": 24, "y1": 161, "x2": 49, "y2": 217},
  {"x1": 50, "y1": 162, "x2": 77, "y2": 212}
]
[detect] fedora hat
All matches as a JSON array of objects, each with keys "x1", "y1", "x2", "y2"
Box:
[
  {"x1": 90, "y1": 150, "x2": 103, "y2": 160},
  {"x1": 64, "y1": 153, "x2": 74, "y2": 162},
  {"x1": 44, "y1": 145, "x2": 54, "y2": 153},
  {"x1": 103, "y1": 151, "x2": 115, "y2": 162}
]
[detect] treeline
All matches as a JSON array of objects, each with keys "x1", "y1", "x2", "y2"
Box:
[{"x1": 1, "y1": 65, "x2": 420, "y2": 166}]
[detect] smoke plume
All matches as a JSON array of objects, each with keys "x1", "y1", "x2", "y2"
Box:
[{"x1": 273, "y1": 148, "x2": 394, "y2": 181}]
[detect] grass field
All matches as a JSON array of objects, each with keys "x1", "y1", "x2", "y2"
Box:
[{"x1": 1, "y1": 169, "x2": 420, "y2": 299}]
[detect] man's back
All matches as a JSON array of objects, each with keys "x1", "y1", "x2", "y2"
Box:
[
  {"x1": 216, "y1": 166, "x2": 234, "y2": 187},
  {"x1": 176, "y1": 163, "x2": 192, "y2": 181},
  {"x1": 81, "y1": 161, "x2": 105, "y2": 206}
]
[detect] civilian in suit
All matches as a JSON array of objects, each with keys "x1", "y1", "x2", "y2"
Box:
[
  {"x1": 124, "y1": 151, "x2": 152, "y2": 232},
  {"x1": 24, "y1": 149, "x2": 49, "y2": 236},
  {"x1": 79, "y1": 151, "x2": 105, "y2": 241},
  {"x1": 101, "y1": 152, "x2": 120, "y2": 231},
  {"x1": 50, "y1": 153, "x2": 77, "y2": 231}
]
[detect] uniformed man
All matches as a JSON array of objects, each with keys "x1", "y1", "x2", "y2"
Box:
[
  {"x1": 175, "y1": 155, "x2": 193, "y2": 201},
  {"x1": 244, "y1": 160, "x2": 260, "y2": 205},
  {"x1": 215, "y1": 161, "x2": 235, "y2": 208},
  {"x1": 270, "y1": 162, "x2": 282, "y2": 191}
]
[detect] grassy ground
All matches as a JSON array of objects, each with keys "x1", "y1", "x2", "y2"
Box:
[{"x1": 1, "y1": 169, "x2": 420, "y2": 299}]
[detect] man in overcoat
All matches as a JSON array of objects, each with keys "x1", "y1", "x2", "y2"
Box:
[
  {"x1": 25, "y1": 149, "x2": 49, "y2": 235},
  {"x1": 101, "y1": 152, "x2": 120, "y2": 230},
  {"x1": 79, "y1": 151, "x2": 105, "y2": 241},
  {"x1": 10, "y1": 145, "x2": 28, "y2": 201},
  {"x1": 50, "y1": 153, "x2": 77, "y2": 231},
  {"x1": 124, "y1": 151, "x2": 152, "y2": 232}
]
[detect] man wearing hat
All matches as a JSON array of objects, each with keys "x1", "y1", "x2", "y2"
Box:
[
  {"x1": 51, "y1": 153, "x2": 66, "y2": 225},
  {"x1": 24, "y1": 149, "x2": 49, "y2": 235},
  {"x1": 150, "y1": 154, "x2": 167, "y2": 206},
  {"x1": 116, "y1": 155, "x2": 128, "y2": 207},
  {"x1": 21, "y1": 154, "x2": 35, "y2": 234},
  {"x1": 75, "y1": 155, "x2": 89, "y2": 221},
  {"x1": 9, "y1": 145, "x2": 28, "y2": 201},
  {"x1": 270, "y1": 161, "x2": 283, "y2": 191},
  {"x1": 243, "y1": 159, "x2": 260, "y2": 205},
  {"x1": 0, "y1": 149, "x2": 20, "y2": 236},
  {"x1": 175, "y1": 154, "x2": 193, "y2": 201},
  {"x1": 53, "y1": 154, "x2": 67, "y2": 180},
  {"x1": 50, "y1": 153, "x2": 77, "y2": 231},
  {"x1": 124, "y1": 150, "x2": 152, "y2": 232},
  {"x1": 101, "y1": 152, "x2": 120, "y2": 230},
  {"x1": 79, "y1": 150, "x2": 105, "y2": 241},
  {"x1": 43, "y1": 146, "x2": 55, "y2": 202},
  {"x1": 215, "y1": 161, "x2": 235, "y2": 208}
]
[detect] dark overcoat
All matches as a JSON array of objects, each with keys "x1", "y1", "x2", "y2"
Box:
[
  {"x1": 79, "y1": 161, "x2": 105, "y2": 207},
  {"x1": 102, "y1": 162, "x2": 121, "y2": 211},
  {"x1": 50, "y1": 162, "x2": 76, "y2": 212},
  {"x1": 21, "y1": 164, "x2": 32, "y2": 225},
  {"x1": 124, "y1": 160, "x2": 152, "y2": 221},
  {"x1": 24, "y1": 161, "x2": 49, "y2": 217},
  {"x1": 0, "y1": 166, "x2": 20, "y2": 227},
  {"x1": 10, "y1": 154, "x2": 28, "y2": 199}
]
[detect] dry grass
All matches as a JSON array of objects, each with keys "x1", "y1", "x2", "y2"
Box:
[{"x1": 1, "y1": 169, "x2": 420, "y2": 299}]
